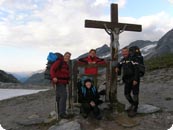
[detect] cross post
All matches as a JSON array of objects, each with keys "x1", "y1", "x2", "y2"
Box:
[{"x1": 85, "y1": 3, "x2": 142, "y2": 111}]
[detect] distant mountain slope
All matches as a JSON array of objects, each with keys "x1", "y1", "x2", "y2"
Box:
[
  {"x1": 146, "y1": 28, "x2": 173, "y2": 59},
  {"x1": 128, "y1": 40, "x2": 158, "y2": 58},
  {"x1": 11, "y1": 70, "x2": 44, "y2": 83},
  {"x1": 77, "y1": 44, "x2": 110, "y2": 59},
  {"x1": 24, "y1": 72, "x2": 50, "y2": 85},
  {"x1": 23, "y1": 28, "x2": 173, "y2": 84},
  {"x1": 156, "y1": 29, "x2": 173, "y2": 54},
  {"x1": 0, "y1": 70, "x2": 19, "y2": 83}
]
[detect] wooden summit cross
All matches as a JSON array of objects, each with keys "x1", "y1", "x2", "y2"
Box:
[{"x1": 85, "y1": 3, "x2": 142, "y2": 110}]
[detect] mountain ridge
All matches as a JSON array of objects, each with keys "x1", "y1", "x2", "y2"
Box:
[
  {"x1": 2, "y1": 28, "x2": 173, "y2": 84},
  {"x1": 0, "y1": 70, "x2": 19, "y2": 83}
]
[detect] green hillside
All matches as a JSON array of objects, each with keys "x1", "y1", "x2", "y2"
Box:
[
  {"x1": 0, "y1": 70, "x2": 19, "y2": 83},
  {"x1": 145, "y1": 53, "x2": 173, "y2": 71}
]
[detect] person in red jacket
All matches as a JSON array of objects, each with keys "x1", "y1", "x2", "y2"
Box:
[
  {"x1": 78, "y1": 49, "x2": 106, "y2": 75},
  {"x1": 50, "y1": 52, "x2": 71, "y2": 119}
]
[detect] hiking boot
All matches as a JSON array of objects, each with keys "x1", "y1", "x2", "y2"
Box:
[
  {"x1": 95, "y1": 114, "x2": 102, "y2": 120},
  {"x1": 59, "y1": 113, "x2": 69, "y2": 119},
  {"x1": 128, "y1": 110, "x2": 137, "y2": 117},
  {"x1": 82, "y1": 113, "x2": 88, "y2": 118}
]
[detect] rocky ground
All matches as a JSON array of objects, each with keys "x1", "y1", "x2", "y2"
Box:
[{"x1": 0, "y1": 68, "x2": 173, "y2": 130}]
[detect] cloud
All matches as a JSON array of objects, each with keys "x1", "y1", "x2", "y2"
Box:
[
  {"x1": 168, "y1": 0, "x2": 173, "y2": 4},
  {"x1": 119, "y1": 11, "x2": 173, "y2": 48},
  {"x1": 93, "y1": 0, "x2": 108, "y2": 6},
  {"x1": 0, "y1": 1, "x2": 172, "y2": 53},
  {"x1": 0, "y1": 0, "x2": 5, "y2": 6},
  {"x1": 0, "y1": 0, "x2": 111, "y2": 58},
  {"x1": 116, "y1": 0, "x2": 127, "y2": 8},
  {"x1": 92, "y1": 0, "x2": 127, "y2": 8},
  {"x1": 0, "y1": 0, "x2": 173, "y2": 72}
]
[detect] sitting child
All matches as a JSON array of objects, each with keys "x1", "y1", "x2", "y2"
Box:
[{"x1": 78, "y1": 78, "x2": 102, "y2": 120}]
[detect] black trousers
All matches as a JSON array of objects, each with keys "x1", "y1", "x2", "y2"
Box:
[
  {"x1": 81, "y1": 103, "x2": 100, "y2": 117},
  {"x1": 124, "y1": 80, "x2": 140, "y2": 110}
]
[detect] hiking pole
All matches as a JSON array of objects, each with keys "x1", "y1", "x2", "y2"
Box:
[
  {"x1": 54, "y1": 84, "x2": 59, "y2": 120},
  {"x1": 70, "y1": 81, "x2": 74, "y2": 115},
  {"x1": 68, "y1": 83, "x2": 73, "y2": 115}
]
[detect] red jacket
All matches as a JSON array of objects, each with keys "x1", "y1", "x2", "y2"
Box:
[
  {"x1": 78, "y1": 56, "x2": 106, "y2": 75},
  {"x1": 50, "y1": 59, "x2": 70, "y2": 84}
]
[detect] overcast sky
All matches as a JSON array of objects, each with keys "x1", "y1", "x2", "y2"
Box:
[{"x1": 0, "y1": 0, "x2": 173, "y2": 72}]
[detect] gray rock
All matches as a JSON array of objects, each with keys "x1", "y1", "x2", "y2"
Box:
[
  {"x1": 99, "y1": 103, "x2": 110, "y2": 110},
  {"x1": 49, "y1": 111, "x2": 57, "y2": 118},
  {"x1": 137, "y1": 104, "x2": 160, "y2": 114},
  {"x1": 17, "y1": 118, "x2": 44, "y2": 126},
  {"x1": 44, "y1": 116, "x2": 57, "y2": 124},
  {"x1": 95, "y1": 128, "x2": 104, "y2": 130},
  {"x1": 58, "y1": 119, "x2": 69, "y2": 125},
  {"x1": 28, "y1": 114, "x2": 40, "y2": 119},
  {"x1": 48, "y1": 121, "x2": 81, "y2": 130}
]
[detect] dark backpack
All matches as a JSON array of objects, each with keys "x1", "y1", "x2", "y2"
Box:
[
  {"x1": 44, "y1": 52, "x2": 63, "y2": 80},
  {"x1": 129, "y1": 46, "x2": 145, "y2": 77}
]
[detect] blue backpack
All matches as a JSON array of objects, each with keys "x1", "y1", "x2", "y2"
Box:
[
  {"x1": 44, "y1": 52, "x2": 63, "y2": 80},
  {"x1": 81, "y1": 86, "x2": 97, "y2": 97}
]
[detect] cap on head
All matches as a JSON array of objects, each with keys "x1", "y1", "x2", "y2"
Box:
[{"x1": 84, "y1": 78, "x2": 92, "y2": 84}]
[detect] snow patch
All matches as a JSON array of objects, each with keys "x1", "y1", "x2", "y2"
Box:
[
  {"x1": 168, "y1": 124, "x2": 173, "y2": 130},
  {"x1": 0, "y1": 124, "x2": 5, "y2": 130},
  {"x1": 99, "y1": 53, "x2": 110, "y2": 58},
  {"x1": 141, "y1": 44, "x2": 157, "y2": 52},
  {"x1": 140, "y1": 44, "x2": 157, "y2": 57}
]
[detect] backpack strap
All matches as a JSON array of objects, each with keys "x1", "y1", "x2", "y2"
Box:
[
  {"x1": 91, "y1": 86, "x2": 96, "y2": 95},
  {"x1": 58, "y1": 59, "x2": 63, "y2": 70},
  {"x1": 81, "y1": 86, "x2": 96, "y2": 97},
  {"x1": 55, "y1": 59, "x2": 63, "y2": 72},
  {"x1": 81, "y1": 86, "x2": 86, "y2": 97}
]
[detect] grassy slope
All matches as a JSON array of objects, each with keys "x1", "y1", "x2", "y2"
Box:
[{"x1": 145, "y1": 53, "x2": 173, "y2": 71}]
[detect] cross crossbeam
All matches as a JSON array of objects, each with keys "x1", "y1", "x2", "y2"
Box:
[
  {"x1": 85, "y1": 4, "x2": 142, "y2": 32},
  {"x1": 85, "y1": 20, "x2": 141, "y2": 31}
]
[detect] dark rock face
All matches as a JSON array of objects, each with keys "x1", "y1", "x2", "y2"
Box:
[
  {"x1": 128, "y1": 40, "x2": 156, "y2": 49},
  {"x1": 0, "y1": 70, "x2": 19, "y2": 83},
  {"x1": 77, "y1": 44, "x2": 110, "y2": 59},
  {"x1": 156, "y1": 29, "x2": 173, "y2": 55}
]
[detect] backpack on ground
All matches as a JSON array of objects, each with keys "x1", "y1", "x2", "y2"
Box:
[
  {"x1": 44, "y1": 52, "x2": 63, "y2": 80},
  {"x1": 129, "y1": 46, "x2": 145, "y2": 77}
]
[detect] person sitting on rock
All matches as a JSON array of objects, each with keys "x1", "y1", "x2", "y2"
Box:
[{"x1": 78, "y1": 78, "x2": 102, "y2": 120}]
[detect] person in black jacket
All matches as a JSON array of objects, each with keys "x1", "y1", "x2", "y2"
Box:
[
  {"x1": 115, "y1": 47, "x2": 140, "y2": 117},
  {"x1": 78, "y1": 78, "x2": 102, "y2": 120}
]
